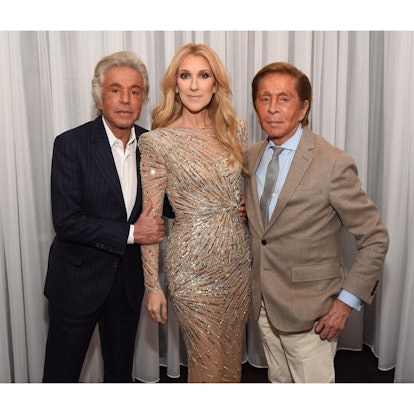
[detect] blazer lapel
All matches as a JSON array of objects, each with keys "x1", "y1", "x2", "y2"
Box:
[
  {"x1": 248, "y1": 140, "x2": 269, "y2": 232},
  {"x1": 267, "y1": 127, "x2": 315, "y2": 227},
  {"x1": 90, "y1": 117, "x2": 126, "y2": 212},
  {"x1": 128, "y1": 124, "x2": 147, "y2": 223}
]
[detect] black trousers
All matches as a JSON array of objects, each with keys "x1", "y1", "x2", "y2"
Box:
[{"x1": 42, "y1": 270, "x2": 141, "y2": 383}]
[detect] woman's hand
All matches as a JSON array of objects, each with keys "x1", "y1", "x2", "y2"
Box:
[{"x1": 145, "y1": 290, "x2": 168, "y2": 324}]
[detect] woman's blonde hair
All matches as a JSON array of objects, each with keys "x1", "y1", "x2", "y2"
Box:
[{"x1": 152, "y1": 43, "x2": 243, "y2": 166}]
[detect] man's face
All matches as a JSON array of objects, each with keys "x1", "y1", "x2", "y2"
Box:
[
  {"x1": 97, "y1": 67, "x2": 144, "y2": 139},
  {"x1": 255, "y1": 73, "x2": 309, "y2": 145}
]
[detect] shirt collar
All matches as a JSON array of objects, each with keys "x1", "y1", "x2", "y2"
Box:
[
  {"x1": 102, "y1": 117, "x2": 136, "y2": 148},
  {"x1": 267, "y1": 123, "x2": 303, "y2": 152}
]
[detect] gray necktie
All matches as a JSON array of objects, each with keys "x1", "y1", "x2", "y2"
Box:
[{"x1": 260, "y1": 146, "x2": 283, "y2": 226}]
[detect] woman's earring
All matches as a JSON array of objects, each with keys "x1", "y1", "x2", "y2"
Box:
[{"x1": 175, "y1": 87, "x2": 179, "y2": 94}]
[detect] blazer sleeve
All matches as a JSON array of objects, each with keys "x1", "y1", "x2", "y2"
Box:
[
  {"x1": 329, "y1": 152, "x2": 389, "y2": 303},
  {"x1": 51, "y1": 132, "x2": 130, "y2": 257}
]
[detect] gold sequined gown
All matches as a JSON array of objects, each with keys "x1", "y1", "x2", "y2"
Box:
[{"x1": 139, "y1": 120, "x2": 251, "y2": 383}]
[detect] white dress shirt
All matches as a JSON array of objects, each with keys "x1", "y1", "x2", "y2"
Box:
[{"x1": 103, "y1": 118, "x2": 136, "y2": 244}]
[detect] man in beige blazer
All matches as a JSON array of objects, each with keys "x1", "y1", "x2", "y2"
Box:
[{"x1": 244, "y1": 62, "x2": 389, "y2": 383}]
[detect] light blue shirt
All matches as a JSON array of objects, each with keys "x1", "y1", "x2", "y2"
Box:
[
  {"x1": 255, "y1": 125, "x2": 302, "y2": 212},
  {"x1": 255, "y1": 124, "x2": 362, "y2": 311}
]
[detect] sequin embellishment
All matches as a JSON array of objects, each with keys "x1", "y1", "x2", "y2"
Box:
[{"x1": 139, "y1": 120, "x2": 251, "y2": 382}]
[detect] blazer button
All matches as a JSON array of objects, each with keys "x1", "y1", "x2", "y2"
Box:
[{"x1": 261, "y1": 240, "x2": 267, "y2": 245}]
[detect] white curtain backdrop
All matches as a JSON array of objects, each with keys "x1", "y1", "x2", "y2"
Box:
[{"x1": 1, "y1": 30, "x2": 413, "y2": 384}]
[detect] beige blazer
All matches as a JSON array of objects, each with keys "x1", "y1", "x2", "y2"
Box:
[{"x1": 244, "y1": 127, "x2": 389, "y2": 332}]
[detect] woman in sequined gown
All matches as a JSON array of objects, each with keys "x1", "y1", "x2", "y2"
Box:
[{"x1": 139, "y1": 44, "x2": 251, "y2": 383}]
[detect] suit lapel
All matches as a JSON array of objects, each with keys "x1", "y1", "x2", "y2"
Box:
[
  {"x1": 267, "y1": 127, "x2": 315, "y2": 226},
  {"x1": 90, "y1": 119, "x2": 147, "y2": 223},
  {"x1": 248, "y1": 140, "x2": 269, "y2": 232},
  {"x1": 128, "y1": 124, "x2": 148, "y2": 223},
  {"x1": 90, "y1": 117, "x2": 126, "y2": 213}
]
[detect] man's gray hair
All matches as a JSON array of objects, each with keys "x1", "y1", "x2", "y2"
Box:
[{"x1": 91, "y1": 50, "x2": 149, "y2": 111}]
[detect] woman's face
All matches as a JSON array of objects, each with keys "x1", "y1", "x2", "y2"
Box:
[{"x1": 176, "y1": 54, "x2": 216, "y2": 114}]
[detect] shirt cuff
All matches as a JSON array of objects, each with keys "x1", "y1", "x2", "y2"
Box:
[
  {"x1": 338, "y1": 289, "x2": 363, "y2": 311},
  {"x1": 127, "y1": 225, "x2": 134, "y2": 244}
]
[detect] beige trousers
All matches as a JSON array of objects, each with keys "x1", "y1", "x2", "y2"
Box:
[{"x1": 258, "y1": 303, "x2": 337, "y2": 383}]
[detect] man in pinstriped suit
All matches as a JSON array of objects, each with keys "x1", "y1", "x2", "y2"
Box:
[{"x1": 42, "y1": 51, "x2": 173, "y2": 382}]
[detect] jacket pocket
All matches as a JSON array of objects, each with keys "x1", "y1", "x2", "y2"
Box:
[
  {"x1": 291, "y1": 261, "x2": 341, "y2": 282},
  {"x1": 50, "y1": 241, "x2": 84, "y2": 266},
  {"x1": 291, "y1": 187, "x2": 322, "y2": 198}
]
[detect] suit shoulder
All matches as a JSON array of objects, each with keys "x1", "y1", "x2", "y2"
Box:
[
  {"x1": 246, "y1": 140, "x2": 265, "y2": 155},
  {"x1": 55, "y1": 119, "x2": 96, "y2": 143},
  {"x1": 312, "y1": 133, "x2": 356, "y2": 169},
  {"x1": 313, "y1": 134, "x2": 346, "y2": 156},
  {"x1": 134, "y1": 124, "x2": 148, "y2": 138}
]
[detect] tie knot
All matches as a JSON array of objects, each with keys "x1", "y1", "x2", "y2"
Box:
[{"x1": 271, "y1": 146, "x2": 283, "y2": 159}]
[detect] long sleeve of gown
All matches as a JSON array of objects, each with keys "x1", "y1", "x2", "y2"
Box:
[{"x1": 138, "y1": 132, "x2": 167, "y2": 292}]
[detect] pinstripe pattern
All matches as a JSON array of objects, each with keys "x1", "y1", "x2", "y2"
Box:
[{"x1": 44, "y1": 116, "x2": 147, "y2": 315}]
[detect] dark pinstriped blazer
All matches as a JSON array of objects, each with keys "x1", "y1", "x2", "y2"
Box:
[{"x1": 44, "y1": 116, "x2": 154, "y2": 315}]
